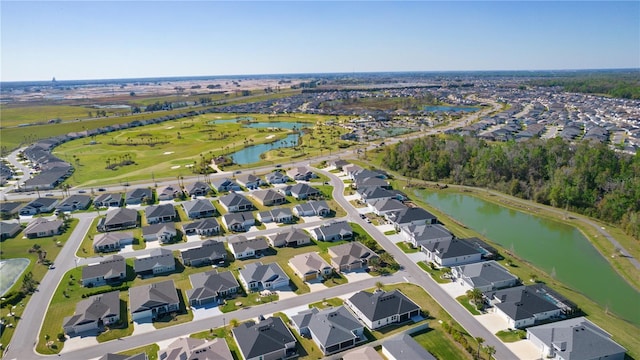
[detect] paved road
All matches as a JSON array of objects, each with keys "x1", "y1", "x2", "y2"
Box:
[
  {"x1": 317, "y1": 167, "x2": 518, "y2": 359},
  {"x1": 2, "y1": 147, "x2": 32, "y2": 195}
]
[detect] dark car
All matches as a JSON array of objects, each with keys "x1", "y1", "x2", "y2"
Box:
[{"x1": 98, "y1": 188, "x2": 107, "y2": 192}]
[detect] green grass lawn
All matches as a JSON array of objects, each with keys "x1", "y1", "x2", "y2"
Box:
[
  {"x1": 495, "y1": 329, "x2": 527, "y2": 343},
  {"x1": 308, "y1": 297, "x2": 344, "y2": 309},
  {"x1": 412, "y1": 327, "x2": 471, "y2": 360},
  {"x1": 383, "y1": 229, "x2": 397, "y2": 235},
  {"x1": 456, "y1": 295, "x2": 482, "y2": 315},
  {"x1": 0, "y1": 219, "x2": 78, "y2": 350},
  {"x1": 417, "y1": 261, "x2": 451, "y2": 284},
  {"x1": 219, "y1": 286, "x2": 278, "y2": 313},
  {"x1": 397, "y1": 241, "x2": 418, "y2": 253},
  {"x1": 118, "y1": 344, "x2": 160, "y2": 360}
]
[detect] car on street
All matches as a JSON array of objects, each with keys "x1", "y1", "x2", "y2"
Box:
[
  {"x1": 359, "y1": 214, "x2": 366, "y2": 219},
  {"x1": 98, "y1": 188, "x2": 106, "y2": 192},
  {"x1": 78, "y1": 190, "x2": 86, "y2": 193},
  {"x1": 45, "y1": 193, "x2": 54, "y2": 197}
]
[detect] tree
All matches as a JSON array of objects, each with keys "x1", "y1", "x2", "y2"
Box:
[
  {"x1": 485, "y1": 345, "x2": 496, "y2": 359},
  {"x1": 466, "y1": 288, "x2": 484, "y2": 309},
  {"x1": 229, "y1": 318, "x2": 239, "y2": 328},
  {"x1": 375, "y1": 281, "x2": 384, "y2": 290},
  {"x1": 441, "y1": 267, "x2": 452, "y2": 278},
  {"x1": 530, "y1": 273, "x2": 538, "y2": 283},
  {"x1": 475, "y1": 337, "x2": 484, "y2": 359}
]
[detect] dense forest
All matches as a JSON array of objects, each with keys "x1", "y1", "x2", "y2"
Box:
[
  {"x1": 382, "y1": 136, "x2": 640, "y2": 239},
  {"x1": 528, "y1": 73, "x2": 640, "y2": 99}
]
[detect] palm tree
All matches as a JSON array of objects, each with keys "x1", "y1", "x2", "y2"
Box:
[
  {"x1": 229, "y1": 318, "x2": 239, "y2": 328},
  {"x1": 475, "y1": 337, "x2": 484, "y2": 359},
  {"x1": 485, "y1": 345, "x2": 496, "y2": 359},
  {"x1": 466, "y1": 288, "x2": 484, "y2": 309},
  {"x1": 375, "y1": 281, "x2": 384, "y2": 291}
]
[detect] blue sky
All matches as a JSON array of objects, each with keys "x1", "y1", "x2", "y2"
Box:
[{"x1": 1, "y1": 1, "x2": 639, "y2": 81}]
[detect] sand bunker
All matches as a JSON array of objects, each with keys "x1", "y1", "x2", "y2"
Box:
[
  {"x1": 166, "y1": 126, "x2": 175, "y2": 129},
  {"x1": 265, "y1": 135, "x2": 275, "y2": 139},
  {"x1": 170, "y1": 165, "x2": 181, "y2": 169},
  {"x1": 163, "y1": 151, "x2": 175, "y2": 155}
]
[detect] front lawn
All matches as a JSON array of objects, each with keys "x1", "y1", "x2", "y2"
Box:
[
  {"x1": 308, "y1": 297, "x2": 344, "y2": 309},
  {"x1": 456, "y1": 295, "x2": 482, "y2": 315},
  {"x1": 397, "y1": 241, "x2": 418, "y2": 253},
  {"x1": 495, "y1": 329, "x2": 527, "y2": 342},
  {"x1": 118, "y1": 344, "x2": 160, "y2": 360},
  {"x1": 417, "y1": 261, "x2": 451, "y2": 284}
]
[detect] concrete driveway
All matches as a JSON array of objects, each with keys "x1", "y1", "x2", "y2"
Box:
[
  {"x1": 475, "y1": 312, "x2": 509, "y2": 333},
  {"x1": 506, "y1": 340, "x2": 543, "y2": 360},
  {"x1": 342, "y1": 269, "x2": 373, "y2": 282},
  {"x1": 60, "y1": 332, "x2": 99, "y2": 354},
  {"x1": 440, "y1": 281, "x2": 469, "y2": 298},
  {"x1": 191, "y1": 303, "x2": 223, "y2": 321},
  {"x1": 132, "y1": 319, "x2": 155, "y2": 335}
]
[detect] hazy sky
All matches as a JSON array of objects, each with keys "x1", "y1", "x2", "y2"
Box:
[{"x1": 2, "y1": 1, "x2": 639, "y2": 81}]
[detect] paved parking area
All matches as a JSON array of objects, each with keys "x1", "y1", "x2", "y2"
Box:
[
  {"x1": 440, "y1": 281, "x2": 469, "y2": 298},
  {"x1": 132, "y1": 319, "x2": 155, "y2": 335},
  {"x1": 191, "y1": 303, "x2": 223, "y2": 321},
  {"x1": 60, "y1": 333, "x2": 99, "y2": 353},
  {"x1": 342, "y1": 269, "x2": 372, "y2": 282}
]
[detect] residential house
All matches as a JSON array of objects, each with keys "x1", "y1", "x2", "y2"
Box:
[
  {"x1": 24, "y1": 218, "x2": 63, "y2": 238},
  {"x1": 186, "y1": 270, "x2": 240, "y2": 306},
  {"x1": 56, "y1": 194, "x2": 91, "y2": 212},
  {"x1": 356, "y1": 186, "x2": 394, "y2": 204},
  {"x1": 422, "y1": 238, "x2": 483, "y2": 267},
  {"x1": 265, "y1": 171, "x2": 289, "y2": 184},
  {"x1": 183, "y1": 181, "x2": 211, "y2": 197},
  {"x1": 257, "y1": 208, "x2": 294, "y2": 224},
  {"x1": 232, "y1": 317, "x2": 297, "y2": 360},
  {"x1": 345, "y1": 290, "x2": 420, "y2": 330},
  {"x1": 211, "y1": 178, "x2": 241, "y2": 192},
  {"x1": 252, "y1": 189, "x2": 286, "y2": 207},
  {"x1": 400, "y1": 224, "x2": 453, "y2": 249},
  {"x1": 182, "y1": 199, "x2": 216, "y2": 219},
  {"x1": 142, "y1": 223, "x2": 177, "y2": 243},
  {"x1": 63, "y1": 291, "x2": 120, "y2": 335},
  {"x1": 267, "y1": 228, "x2": 310, "y2": 247},
  {"x1": 291, "y1": 306, "x2": 364, "y2": 355},
  {"x1": 386, "y1": 207, "x2": 438, "y2": 229},
  {"x1": 343, "y1": 164, "x2": 363, "y2": 178},
  {"x1": 288, "y1": 252, "x2": 332, "y2": 281},
  {"x1": 93, "y1": 231, "x2": 134, "y2": 252},
  {"x1": 19, "y1": 197, "x2": 58, "y2": 215},
  {"x1": 0, "y1": 221, "x2": 21, "y2": 240},
  {"x1": 156, "y1": 185, "x2": 181, "y2": 201},
  {"x1": 381, "y1": 334, "x2": 436, "y2": 360},
  {"x1": 180, "y1": 240, "x2": 227, "y2": 267},
  {"x1": 182, "y1": 218, "x2": 220, "y2": 236},
  {"x1": 144, "y1": 204, "x2": 176, "y2": 224},
  {"x1": 490, "y1": 286, "x2": 563, "y2": 328},
  {"x1": 283, "y1": 183, "x2": 320, "y2": 200},
  {"x1": 287, "y1": 166, "x2": 316, "y2": 181},
  {"x1": 310, "y1": 221, "x2": 353, "y2": 242},
  {"x1": 129, "y1": 279, "x2": 180, "y2": 321},
  {"x1": 158, "y1": 337, "x2": 233, "y2": 360},
  {"x1": 328, "y1": 242, "x2": 378, "y2": 272},
  {"x1": 292, "y1": 200, "x2": 330, "y2": 217},
  {"x1": 236, "y1": 174, "x2": 263, "y2": 190},
  {"x1": 527, "y1": 317, "x2": 627, "y2": 360},
  {"x1": 350, "y1": 169, "x2": 387, "y2": 182},
  {"x1": 0, "y1": 201, "x2": 24, "y2": 217},
  {"x1": 354, "y1": 177, "x2": 390, "y2": 190},
  {"x1": 228, "y1": 236, "x2": 270, "y2": 260},
  {"x1": 222, "y1": 211, "x2": 255, "y2": 232},
  {"x1": 238, "y1": 262, "x2": 289, "y2": 292},
  {"x1": 99, "y1": 208, "x2": 138, "y2": 232},
  {"x1": 342, "y1": 347, "x2": 384, "y2": 360},
  {"x1": 368, "y1": 198, "x2": 406, "y2": 216},
  {"x1": 94, "y1": 193, "x2": 123, "y2": 208},
  {"x1": 134, "y1": 248, "x2": 176, "y2": 277},
  {"x1": 218, "y1": 193, "x2": 253, "y2": 213},
  {"x1": 125, "y1": 188, "x2": 153, "y2": 205},
  {"x1": 329, "y1": 159, "x2": 350, "y2": 171},
  {"x1": 82, "y1": 255, "x2": 127, "y2": 287},
  {"x1": 451, "y1": 261, "x2": 519, "y2": 292}
]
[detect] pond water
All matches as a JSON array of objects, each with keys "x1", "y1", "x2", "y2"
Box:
[
  {"x1": 415, "y1": 190, "x2": 640, "y2": 325},
  {"x1": 208, "y1": 121, "x2": 312, "y2": 165},
  {"x1": 0, "y1": 258, "x2": 30, "y2": 297},
  {"x1": 424, "y1": 105, "x2": 478, "y2": 113}
]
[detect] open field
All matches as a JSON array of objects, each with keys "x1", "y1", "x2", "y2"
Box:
[{"x1": 51, "y1": 113, "x2": 338, "y2": 187}]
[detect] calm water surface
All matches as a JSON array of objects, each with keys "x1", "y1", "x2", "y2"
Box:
[{"x1": 416, "y1": 190, "x2": 640, "y2": 325}]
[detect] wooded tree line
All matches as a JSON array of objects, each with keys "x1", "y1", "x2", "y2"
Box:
[
  {"x1": 529, "y1": 75, "x2": 640, "y2": 99},
  {"x1": 382, "y1": 136, "x2": 640, "y2": 238}
]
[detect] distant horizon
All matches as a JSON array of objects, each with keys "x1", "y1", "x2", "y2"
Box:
[
  {"x1": 2, "y1": 1, "x2": 638, "y2": 82},
  {"x1": 3, "y1": 67, "x2": 639, "y2": 85}
]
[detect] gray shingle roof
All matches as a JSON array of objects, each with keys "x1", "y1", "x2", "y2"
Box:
[
  {"x1": 63, "y1": 291, "x2": 120, "y2": 329},
  {"x1": 389, "y1": 207, "x2": 437, "y2": 224},
  {"x1": 134, "y1": 248, "x2": 175, "y2": 273},
  {"x1": 382, "y1": 333, "x2": 436, "y2": 360},
  {"x1": 129, "y1": 279, "x2": 179, "y2": 314},
  {"x1": 228, "y1": 236, "x2": 269, "y2": 253},
  {"x1": 182, "y1": 199, "x2": 215, "y2": 215},
  {"x1": 422, "y1": 238, "x2": 481, "y2": 259},
  {"x1": 454, "y1": 261, "x2": 518, "y2": 289},
  {"x1": 292, "y1": 306, "x2": 362, "y2": 350},
  {"x1": 347, "y1": 290, "x2": 420, "y2": 323},
  {"x1": 82, "y1": 255, "x2": 126, "y2": 281},
  {"x1": 493, "y1": 286, "x2": 561, "y2": 321},
  {"x1": 239, "y1": 262, "x2": 288, "y2": 286},
  {"x1": 159, "y1": 337, "x2": 232, "y2": 360},
  {"x1": 187, "y1": 270, "x2": 239, "y2": 304},
  {"x1": 180, "y1": 239, "x2": 226, "y2": 264},
  {"x1": 232, "y1": 317, "x2": 296, "y2": 359},
  {"x1": 144, "y1": 203, "x2": 176, "y2": 219},
  {"x1": 219, "y1": 193, "x2": 252, "y2": 208},
  {"x1": 103, "y1": 208, "x2": 138, "y2": 227},
  {"x1": 527, "y1": 317, "x2": 627, "y2": 360}
]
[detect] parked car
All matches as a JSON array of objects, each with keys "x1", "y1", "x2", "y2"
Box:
[
  {"x1": 98, "y1": 188, "x2": 106, "y2": 192},
  {"x1": 45, "y1": 193, "x2": 54, "y2": 197}
]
